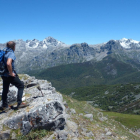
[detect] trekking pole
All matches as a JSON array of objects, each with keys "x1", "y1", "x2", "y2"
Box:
[{"x1": 37, "y1": 85, "x2": 44, "y2": 97}]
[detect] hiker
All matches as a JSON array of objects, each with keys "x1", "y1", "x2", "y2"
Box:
[{"x1": 0, "y1": 41, "x2": 28, "y2": 111}]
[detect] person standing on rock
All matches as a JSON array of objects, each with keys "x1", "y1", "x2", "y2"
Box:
[{"x1": 0, "y1": 41, "x2": 28, "y2": 111}]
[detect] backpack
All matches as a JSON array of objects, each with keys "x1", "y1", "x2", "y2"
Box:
[{"x1": 0, "y1": 49, "x2": 7, "y2": 75}]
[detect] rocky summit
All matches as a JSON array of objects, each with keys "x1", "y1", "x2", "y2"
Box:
[{"x1": 0, "y1": 75, "x2": 140, "y2": 140}]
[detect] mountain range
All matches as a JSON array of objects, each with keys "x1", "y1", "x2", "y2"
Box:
[{"x1": 1, "y1": 37, "x2": 140, "y2": 73}]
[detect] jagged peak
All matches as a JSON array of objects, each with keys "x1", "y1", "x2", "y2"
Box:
[
  {"x1": 32, "y1": 39, "x2": 39, "y2": 42},
  {"x1": 119, "y1": 38, "x2": 139, "y2": 43},
  {"x1": 118, "y1": 38, "x2": 140, "y2": 48},
  {"x1": 120, "y1": 38, "x2": 128, "y2": 41},
  {"x1": 44, "y1": 36, "x2": 57, "y2": 42}
]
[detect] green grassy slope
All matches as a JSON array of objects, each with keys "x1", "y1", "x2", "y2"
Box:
[
  {"x1": 63, "y1": 95, "x2": 140, "y2": 139},
  {"x1": 60, "y1": 83, "x2": 140, "y2": 114},
  {"x1": 103, "y1": 111, "x2": 140, "y2": 130},
  {"x1": 28, "y1": 56, "x2": 140, "y2": 90}
]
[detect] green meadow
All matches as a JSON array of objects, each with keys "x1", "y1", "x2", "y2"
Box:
[{"x1": 103, "y1": 111, "x2": 140, "y2": 130}]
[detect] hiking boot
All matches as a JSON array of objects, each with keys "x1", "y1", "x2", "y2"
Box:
[
  {"x1": 17, "y1": 102, "x2": 29, "y2": 109},
  {"x1": 0, "y1": 106, "x2": 11, "y2": 112}
]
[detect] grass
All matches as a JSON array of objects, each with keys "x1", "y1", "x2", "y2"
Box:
[
  {"x1": 16, "y1": 129, "x2": 53, "y2": 140},
  {"x1": 62, "y1": 95, "x2": 140, "y2": 140},
  {"x1": 18, "y1": 74, "x2": 29, "y2": 80},
  {"x1": 60, "y1": 83, "x2": 140, "y2": 115},
  {"x1": 24, "y1": 93, "x2": 31, "y2": 98},
  {"x1": 102, "y1": 111, "x2": 140, "y2": 130}
]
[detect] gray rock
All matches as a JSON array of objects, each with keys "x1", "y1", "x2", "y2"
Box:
[
  {"x1": 81, "y1": 131, "x2": 94, "y2": 137},
  {"x1": 5, "y1": 101, "x2": 66, "y2": 135},
  {"x1": 84, "y1": 114, "x2": 93, "y2": 121},
  {"x1": 64, "y1": 114, "x2": 71, "y2": 120},
  {"x1": 84, "y1": 111, "x2": 89, "y2": 114},
  {"x1": 43, "y1": 134, "x2": 55, "y2": 140},
  {"x1": 97, "y1": 112, "x2": 103, "y2": 117},
  {"x1": 56, "y1": 130, "x2": 68, "y2": 140},
  {"x1": 106, "y1": 131, "x2": 112, "y2": 136},
  {"x1": 82, "y1": 127, "x2": 87, "y2": 133},
  {"x1": 7, "y1": 90, "x2": 17, "y2": 104},
  {"x1": 97, "y1": 112, "x2": 108, "y2": 122},
  {"x1": 11, "y1": 132, "x2": 16, "y2": 139},
  {"x1": 79, "y1": 113, "x2": 83, "y2": 116},
  {"x1": 70, "y1": 108, "x2": 76, "y2": 114},
  {"x1": 105, "y1": 128, "x2": 109, "y2": 132},
  {"x1": 25, "y1": 86, "x2": 41, "y2": 97},
  {"x1": 39, "y1": 82, "x2": 52, "y2": 90},
  {"x1": 0, "y1": 130, "x2": 11, "y2": 140},
  {"x1": 86, "y1": 131, "x2": 94, "y2": 137},
  {"x1": 0, "y1": 86, "x2": 26, "y2": 106},
  {"x1": 71, "y1": 138, "x2": 79, "y2": 140},
  {"x1": 66, "y1": 120, "x2": 78, "y2": 132},
  {"x1": 98, "y1": 116, "x2": 108, "y2": 122}
]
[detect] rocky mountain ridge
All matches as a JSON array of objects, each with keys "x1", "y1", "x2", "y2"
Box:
[
  {"x1": 119, "y1": 38, "x2": 140, "y2": 49},
  {"x1": 0, "y1": 75, "x2": 140, "y2": 140},
  {"x1": 0, "y1": 37, "x2": 140, "y2": 73}
]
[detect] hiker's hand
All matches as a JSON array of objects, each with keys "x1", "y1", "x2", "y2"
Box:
[{"x1": 9, "y1": 72, "x2": 15, "y2": 77}]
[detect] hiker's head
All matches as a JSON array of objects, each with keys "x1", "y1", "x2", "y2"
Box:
[{"x1": 6, "y1": 41, "x2": 16, "y2": 51}]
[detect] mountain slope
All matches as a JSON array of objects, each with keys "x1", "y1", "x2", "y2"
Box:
[
  {"x1": 61, "y1": 83, "x2": 140, "y2": 115},
  {"x1": 28, "y1": 55, "x2": 140, "y2": 90}
]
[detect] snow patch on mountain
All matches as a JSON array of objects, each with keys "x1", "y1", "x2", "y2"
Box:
[
  {"x1": 24, "y1": 36, "x2": 68, "y2": 49},
  {"x1": 43, "y1": 44, "x2": 48, "y2": 49},
  {"x1": 119, "y1": 38, "x2": 140, "y2": 48}
]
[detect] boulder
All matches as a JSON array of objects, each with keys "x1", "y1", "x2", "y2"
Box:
[
  {"x1": 66, "y1": 120, "x2": 78, "y2": 131},
  {"x1": 70, "y1": 108, "x2": 76, "y2": 114},
  {"x1": 97, "y1": 112, "x2": 108, "y2": 122},
  {"x1": 106, "y1": 131, "x2": 112, "y2": 136},
  {"x1": 5, "y1": 100, "x2": 66, "y2": 135},
  {"x1": 84, "y1": 114, "x2": 93, "y2": 121},
  {"x1": 0, "y1": 75, "x2": 66, "y2": 136}
]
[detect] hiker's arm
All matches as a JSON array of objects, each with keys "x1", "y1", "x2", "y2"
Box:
[{"x1": 7, "y1": 58, "x2": 15, "y2": 77}]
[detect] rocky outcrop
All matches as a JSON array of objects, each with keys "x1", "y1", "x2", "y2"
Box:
[{"x1": 0, "y1": 75, "x2": 66, "y2": 135}]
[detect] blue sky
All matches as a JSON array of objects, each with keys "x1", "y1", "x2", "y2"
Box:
[{"x1": 0, "y1": 0, "x2": 140, "y2": 44}]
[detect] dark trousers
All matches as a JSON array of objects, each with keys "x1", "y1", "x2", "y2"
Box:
[{"x1": 1, "y1": 76, "x2": 24, "y2": 107}]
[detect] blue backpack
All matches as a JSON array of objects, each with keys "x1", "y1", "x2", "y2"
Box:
[{"x1": 0, "y1": 49, "x2": 7, "y2": 75}]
